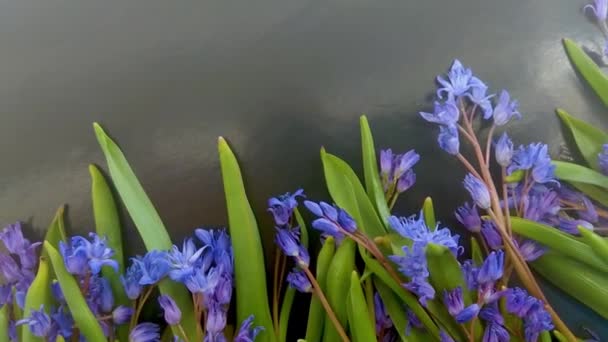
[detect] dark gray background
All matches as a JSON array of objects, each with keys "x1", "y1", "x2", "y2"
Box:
[{"x1": 0, "y1": 0, "x2": 606, "y2": 336}]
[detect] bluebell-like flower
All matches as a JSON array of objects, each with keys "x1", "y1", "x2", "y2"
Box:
[
  {"x1": 394, "y1": 150, "x2": 420, "y2": 179},
  {"x1": 380, "y1": 149, "x2": 394, "y2": 177},
  {"x1": 185, "y1": 266, "x2": 221, "y2": 295},
  {"x1": 51, "y1": 306, "x2": 74, "y2": 339},
  {"x1": 599, "y1": 144, "x2": 608, "y2": 175},
  {"x1": 59, "y1": 236, "x2": 90, "y2": 276},
  {"x1": 305, "y1": 201, "x2": 358, "y2": 240},
  {"x1": 481, "y1": 220, "x2": 502, "y2": 250},
  {"x1": 389, "y1": 213, "x2": 461, "y2": 254},
  {"x1": 436, "y1": 60, "x2": 484, "y2": 99},
  {"x1": 477, "y1": 250, "x2": 504, "y2": 285},
  {"x1": 268, "y1": 189, "x2": 304, "y2": 227},
  {"x1": 406, "y1": 309, "x2": 423, "y2": 336},
  {"x1": 505, "y1": 287, "x2": 534, "y2": 316},
  {"x1": 479, "y1": 303, "x2": 504, "y2": 325},
  {"x1": 584, "y1": 0, "x2": 608, "y2": 22},
  {"x1": 206, "y1": 301, "x2": 227, "y2": 335},
  {"x1": 0, "y1": 222, "x2": 31, "y2": 254},
  {"x1": 517, "y1": 240, "x2": 545, "y2": 261},
  {"x1": 0, "y1": 253, "x2": 22, "y2": 283},
  {"x1": 404, "y1": 278, "x2": 436, "y2": 306},
  {"x1": 16, "y1": 305, "x2": 51, "y2": 337},
  {"x1": 466, "y1": 84, "x2": 494, "y2": 119},
  {"x1": 130, "y1": 322, "x2": 160, "y2": 342},
  {"x1": 440, "y1": 330, "x2": 456, "y2": 342},
  {"x1": 112, "y1": 305, "x2": 133, "y2": 325},
  {"x1": 0, "y1": 284, "x2": 12, "y2": 306},
  {"x1": 195, "y1": 228, "x2": 233, "y2": 274},
  {"x1": 463, "y1": 174, "x2": 491, "y2": 209},
  {"x1": 558, "y1": 218, "x2": 594, "y2": 235},
  {"x1": 86, "y1": 233, "x2": 119, "y2": 274},
  {"x1": 438, "y1": 125, "x2": 460, "y2": 155},
  {"x1": 397, "y1": 170, "x2": 416, "y2": 193},
  {"x1": 419, "y1": 98, "x2": 460, "y2": 126},
  {"x1": 521, "y1": 187, "x2": 561, "y2": 225},
  {"x1": 455, "y1": 202, "x2": 481, "y2": 232},
  {"x1": 495, "y1": 133, "x2": 514, "y2": 167},
  {"x1": 234, "y1": 315, "x2": 264, "y2": 342},
  {"x1": 379, "y1": 149, "x2": 420, "y2": 193},
  {"x1": 286, "y1": 269, "x2": 312, "y2": 293},
  {"x1": 98, "y1": 277, "x2": 115, "y2": 313},
  {"x1": 443, "y1": 287, "x2": 480, "y2": 323},
  {"x1": 19, "y1": 242, "x2": 41, "y2": 270},
  {"x1": 483, "y1": 323, "x2": 510, "y2": 342},
  {"x1": 159, "y1": 295, "x2": 182, "y2": 325},
  {"x1": 133, "y1": 251, "x2": 170, "y2": 285},
  {"x1": 275, "y1": 228, "x2": 309, "y2": 267},
  {"x1": 167, "y1": 238, "x2": 206, "y2": 282},
  {"x1": 524, "y1": 306, "x2": 554, "y2": 342},
  {"x1": 121, "y1": 262, "x2": 144, "y2": 300},
  {"x1": 492, "y1": 90, "x2": 520, "y2": 126},
  {"x1": 374, "y1": 292, "x2": 392, "y2": 333},
  {"x1": 508, "y1": 143, "x2": 557, "y2": 185},
  {"x1": 579, "y1": 196, "x2": 599, "y2": 223}
]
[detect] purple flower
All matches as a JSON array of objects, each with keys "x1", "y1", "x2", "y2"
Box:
[
  {"x1": 16, "y1": 305, "x2": 51, "y2": 337},
  {"x1": 51, "y1": 306, "x2": 74, "y2": 338},
  {"x1": 479, "y1": 303, "x2": 504, "y2": 325},
  {"x1": 599, "y1": 144, "x2": 608, "y2": 175},
  {"x1": 466, "y1": 84, "x2": 494, "y2": 119},
  {"x1": 438, "y1": 125, "x2": 460, "y2": 155},
  {"x1": 462, "y1": 260, "x2": 479, "y2": 290},
  {"x1": 463, "y1": 174, "x2": 491, "y2": 209},
  {"x1": 275, "y1": 228, "x2": 310, "y2": 267},
  {"x1": 133, "y1": 251, "x2": 170, "y2": 285},
  {"x1": 505, "y1": 287, "x2": 538, "y2": 317},
  {"x1": 483, "y1": 323, "x2": 510, "y2": 342},
  {"x1": 159, "y1": 295, "x2": 182, "y2": 325},
  {"x1": 18, "y1": 242, "x2": 41, "y2": 270},
  {"x1": 379, "y1": 149, "x2": 420, "y2": 193},
  {"x1": 0, "y1": 253, "x2": 22, "y2": 283},
  {"x1": 492, "y1": 90, "x2": 520, "y2": 126},
  {"x1": 195, "y1": 228, "x2": 233, "y2": 274},
  {"x1": 0, "y1": 284, "x2": 12, "y2": 306},
  {"x1": 455, "y1": 203, "x2": 481, "y2": 232},
  {"x1": 495, "y1": 133, "x2": 514, "y2": 167},
  {"x1": 443, "y1": 287, "x2": 480, "y2": 323},
  {"x1": 86, "y1": 233, "x2": 119, "y2": 274},
  {"x1": 185, "y1": 266, "x2": 221, "y2": 294},
  {"x1": 524, "y1": 306, "x2": 554, "y2": 342},
  {"x1": 121, "y1": 262, "x2": 144, "y2": 300},
  {"x1": 268, "y1": 189, "x2": 304, "y2": 227},
  {"x1": 404, "y1": 278, "x2": 436, "y2": 306},
  {"x1": 580, "y1": 197, "x2": 599, "y2": 223},
  {"x1": 206, "y1": 301, "x2": 227, "y2": 334},
  {"x1": 517, "y1": 240, "x2": 545, "y2": 261},
  {"x1": 167, "y1": 238, "x2": 206, "y2": 282},
  {"x1": 558, "y1": 218, "x2": 593, "y2": 235},
  {"x1": 0, "y1": 222, "x2": 30, "y2": 254},
  {"x1": 59, "y1": 236, "x2": 90, "y2": 276},
  {"x1": 212, "y1": 274, "x2": 233, "y2": 305},
  {"x1": 112, "y1": 305, "x2": 133, "y2": 325},
  {"x1": 477, "y1": 250, "x2": 504, "y2": 286},
  {"x1": 440, "y1": 331, "x2": 456, "y2": 342},
  {"x1": 508, "y1": 143, "x2": 557, "y2": 185},
  {"x1": 234, "y1": 315, "x2": 264, "y2": 342},
  {"x1": 406, "y1": 309, "x2": 423, "y2": 336},
  {"x1": 584, "y1": 0, "x2": 608, "y2": 22},
  {"x1": 436, "y1": 60, "x2": 484, "y2": 99},
  {"x1": 305, "y1": 201, "x2": 358, "y2": 239},
  {"x1": 521, "y1": 187, "x2": 561, "y2": 224},
  {"x1": 286, "y1": 269, "x2": 312, "y2": 293},
  {"x1": 397, "y1": 170, "x2": 416, "y2": 193},
  {"x1": 394, "y1": 150, "x2": 421, "y2": 179},
  {"x1": 481, "y1": 220, "x2": 502, "y2": 250},
  {"x1": 374, "y1": 292, "x2": 393, "y2": 332},
  {"x1": 98, "y1": 277, "x2": 115, "y2": 313},
  {"x1": 130, "y1": 322, "x2": 160, "y2": 342},
  {"x1": 380, "y1": 149, "x2": 394, "y2": 177},
  {"x1": 420, "y1": 98, "x2": 460, "y2": 126}
]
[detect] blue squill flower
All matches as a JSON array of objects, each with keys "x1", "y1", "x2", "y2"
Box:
[
  {"x1": 521, "y1": 187, "x2": 561, "y2": 225},
  {"x1": 86, "y1": 233, "x2": 119, "y2": 275},
  {"x1": 505, "y1": 287, "x2": 536, "y2": 317},
  {"x1": 59, "y1": 236, "x2": 90, "y2": 276},
  {"x1": 443, "y1": 287, "x2": 480, "y2": 323},
  {"x1": 133, "y1": 251, "x2": 170, "y2": 285},
  {"x1": 481, "y1": 220, "x2": 502, "y2": 250},
  {"x1": 0, "y1": 222, "x2": 33, "y2": 255},
  {"x1": 380, "y1": 149, "x2": 394, "y2": 178},
  {"x1": 466, "y1": 84, "x2": 494, "y2": 119},
  {"x1": 51, "y1": 306, "x2": 74, "y2": 339},
  {"x1": 438, "y1": 125, "x2": 460, "y2": 155},
  {"x1": 0, "y1": 254, "x2": 22, "y2": 283},
  {"x1": 599, "y1": 144, "x2": 608, "y2": 175},
  {"x1": 495, "y1": 133, "x2": 514, "y2": 167},
  {"x1": 374, "y1": 292, "x2": 393, "y2": 333},
  {"x1": 159, "y1": 295, "x2": 182, "y2": 325},
  {"x1": 112, "y1": 305, "x2": 133, "y2": 325},
  {"x1": 212, "y1": 273, "x2": 233, "y2": 305},
  {"x1": 305, "y1": 201, "x2": 358, "y2": 240},
  {"x1": 121, "y1": 262, "x2": 144, "y2": 300},
  {"x1": 275, "y1": 228, "x2": 309, "y2": 267},
  {"x1": 397, "y1": 170, "x2": 416, "y2": 193},
  {"x1": 463, "y1": 174, "x2": 491, "y2": 209},
  {"x1": 167, "y1": 238, "x2": 206, "y2": 282},
  {"x1": 404, "y1": 278, "x2": 436, "y2": 306},
  {"x1": 195, "y1": 228, "x2": 233, "y2": 274},
  {"x1": 524, "y1": 306, "x2": 554, "y2": 342},
  {"x1": 455, "y1": 202, "x2": 481, "y2": 232},
  {"x1": 286, "y1": 269, "x2": 312, "y2": 293},
  {"x1": 579, "y1": 197, "x2": 599, "y2": 223},
  {"x1": 393, "y1": 150, "x2": 421, "y2": 180},
  {"x1": 406, "y1": 309, "x2": 423, "y2": 336},
  {"x1": 98, "y1": 277, "x2": 115, "y2": 313},
  {"x1": 185, "y1": 266, "x2": 221, "y2": 295},
  {"x1": 479, "y1": 303, "x2": 504, "y2": 325},
  {"x1": 584, "y1": 0, "x2": 608, "y2": 22},
  {"x1": 483, "y1": 323, "x2": 510, "y2": 342},
  {"x1": 420, "y1": 98, "x2": 460, "y2": 126},
  {"x1": 234, "y1": 315, "x2": 264, "y2": 342},
  {"x1": 517, "y1": 240, "x2": 545, "y2": 261},
  {"x1": 558, "y1": 218, "x2": 593, "y2": 235},
  {"x1": 16, "y1": 305, "x2": 51, "y2": 337},
  {"x1": 440, "y1": 330, "x2": 456, "y2": 342},
  {"x1": 492, "y1": 90, "x2": 520, "y2": 126},
  {"x1": 130, "y1": 322, "x2": 160, "y2": 342},
  {"x1": 436, "y1": 60, "x2": 485, "y2": 99},
  {"x1": 206, "y1": 301, "x2": 227, "y2": 335},
  {"x1": 268, "y1": 189, "x2": 304, "y2": 227},
  {"x1": 477, "y1": 250, "x2": 504, "y2": 286},
  {"x1": 379, "y1": 149, "x2": 420, "y2": 193},
  {"x1": 0, "y1": 284, "x2": 11, "y2": 306}
]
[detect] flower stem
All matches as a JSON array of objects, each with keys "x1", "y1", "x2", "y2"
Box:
[
  {"x1": 130, "y1": 286, "x2": 155, "y2": 329},
  {"x1": 177, "y1": 323, "x2": 191, "y2": 342},
  {"x1": 457, "y1": 153, "x2": 483, "y2": 180},
  {"x1": 484, "y1": 124, "x2": 496, "y2": 165},
  {"x1": 501, "y1": 169, "x2": 512, "y2": 235},
  {"x1": 301, "y1": 267, "x2": 350, "y2": 342}
]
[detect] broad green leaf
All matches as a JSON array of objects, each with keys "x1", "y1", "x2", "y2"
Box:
[
  {"x1": 305, "y1": 237, "x2": 335, "y2": 342},
  {"x1": 360, "y1": 115, "x2": 391, "y2": 227},
  {"x1": 532, "y1": 252, "x2": 608, "y2": 319},
  {"x1": 363, "y1": 277, "x2": 375, "y2": 325},
  {"x1": 509, "y1": 217, "x2": 608, "y2": 273},
  {"x1": 22, "y1": 258, "x2": 52, "y2": 342},
  {"x1": 553, "y1": 160, "x2": 608, "y2": 189},
  {"x1": 322, "y1": 239, "x2": 356, "y2": 342},
  {"x1": 426, "y1": 244, "x2": 470, "y2": 304},
  {"x1": 556, "y1": 109, "x2": 608, "y2": 171},
  {"x1": 44, "y1": 242, "x2": 106, "y2": 341},
  {"x1": 563, "y1": 38, "x2": 608, "y2": 107},
  {"x1": 218, "y1": 137, "x2": 275, "y2": 342},
  {"x1": 571, "y1": 181, "x2": 608, "y2": 207},
  {"x1": 93, "y1": 123, "x2": 197, "y2": 339},
  {"x1": 321, "y1": 149, "x2": 386, "y2": 238},
  {"x1": 422, "y1": 197, "x2": 436, "y2": 230},
  {"x1": 540, "y1": 331, "x2": 552, "y2": 342},
  {"x1": 0, "y1": 300, "x2": 10, "y2": 342},
  {"x1": 89, "y1": 164, "x2": 130, "y2": 342},
  {"x1": 505, "y1": 170, "x2": 524, "y2": 183},
  {"x1": 578, "y1": 226, "x2": 608, "y2": 261},
  {"x1": 279, "y1": 209, "x2": 309, "y2": 342},
  {"x1": 347, "y1": 271, "x2": 376, "y2": 342},
  {"x1": 553, "y1": 331, "x2": 568, "y2": 342},
  {"x1": 42, "y1": 206, "x2": 67, "y2": 260},
  {"x1": 471, "y1": 237, "x2": 484, "y2": 266}
]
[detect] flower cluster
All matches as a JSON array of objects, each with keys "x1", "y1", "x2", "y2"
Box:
[{"x1": 379, "y1": 149, "x2": 420, "y2": 206}]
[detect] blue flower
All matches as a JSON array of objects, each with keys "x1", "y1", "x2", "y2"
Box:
[
  {"x1": 393, "y1": 150, "x2": 421, "y2": 179},
  {"x1": 492, "y1": 90, "x2": 520, "y2": 126},
  {"x1": 112, "y1": 305, "x2": 133, "y2": 325},
  {"x1": 436, "y1": 60, "x2": 485, "y2": 99},
  {"x1": 584, "y1": 0, "x2": 608, "y2": 22},
  {"x1": 206, "y1": 301, "x2": 227, "y2": 334},
  {"x1": 167, "y1": 238, "x2": 206, "y2": 282},
  {"x1": 380, "y1": 149, "x2": 394, "y2": 178},
  {"x1": 598, "y1": 144, "x2": 608, "y2": 175},
  {"x1": 466, "y1": 84, "x2": 494, "y2": 119},
  {"x1": 275, "y1": 228, "x2": 309, "y2": 267},
  {"x1": 443, "y1": 287, "x2": 480, "y2": 323},
  {"x1": 483, "y1": 323, "x2": 510, "y2": 342},
  {"x1": 305, "y1": 201, "x2": 358, "y2": 240},
  {"x1": 0, "y1": 253, "x2": 22, "y2": 283},
  {"x1": 524, "y1": 306, "x2": 553, "y2": 342},
  {"x1": 579, "y1": 196, "x2": 599, "y2": 223},
  {"x1": 463, "y1": 174, "x2": 491, "y2": 209},
  {"x1": 481, "y1": 220, "x2": 502, "y2": 250},
  {"x1": 121, "y1": 262, "x2": 144, "y2": 300},
  {"x1": 0, "y1": 284, "x2": 12, "y2": 306},
  {"x1": 374, "y1": 292, "x2": 393, "y2": 332},
  {"x1": 438, "y1": 125, "x2": 460, "y2": 155},
  {"x1": 98, "y1": 277, "x2": 115, "y2": 313},
  {"x1": 440, "y1": 330, "x2": 456, "y2": 342},
  {"x1": 479, "y1": 303, "x2": 504, "y2": 325},
  {"x1": 505, "y1": 287, "x2": 537, "y2": 317},
  {"x1": 59, "y1": 236, "x2": 90, "y2": 276},
  {"x1": 51, "y1": 305, "x2": 74, "y2": 339},
  {"x1": 517, "y1": 240, "x2": 545, "y2": 261},
  {"x1": 158, "y1": 295, "x2": 182, "y2": 325},
  {"x1": 234, "y1": 315, "x2": 264, "y2": 342},
  {"x1": 495, "y1": 133, "x2": 514, "y2": 167},
  {"x1": 420, "y1": 98, "x2": 460, "y2": 126},
  {"x1": 404, "y1": 278, "x2": 436, "y2": 306},
  {"x1": 185, "y1": 266, "x2": 221, "y2": 295},
  {"x1": 130, "y1": 322, "x2": 160, "y2": 342},
  {"x1": 558, "y1": 218, "x2": 593, "y2": 235},
  {"x1": 286, "y1": 269, "x2": 312, "y2": 293},
  {"x1": 396, "y1": 170, "x2": 416, "y2": 193},
  {"x1": 195, "y1": 228, "x2": 233, "y2": 275},
  {"x1": 379, "y1": 149, "x2": 420, "y2": 194},
  {"x1": 212, "y1": 273, "x2": 233, "y2": 305},
  {"x1": 508, "y1": 143, "x2": 557, "y2": 184},
  {"x1": 16, "y1": 305, "x2": 51, "y2": 337},
  {"x1": 406, "y1": 309, "x2": 423, "y2": 336},
  {"x1": 267, "y1": 189, "x2": 304, "y2": 227},
  {"x1": 521, "y1": 187, "x2": 561, "y2": 225},
  {"x1": 133, "y1": 251, "x2": 170, "y2": 285},
  {"x1": 0, "y1": 222, "x2": 32, "y2": 255},
  {"x1": 477, "y1": 250, "x2": 504, "y2": 285},
  {"x1": 455, "y1": 202, "x2": 481, "y2": 232},
  {"x1": 86, "y1": 233, "x2": 119, "y2": 275}
]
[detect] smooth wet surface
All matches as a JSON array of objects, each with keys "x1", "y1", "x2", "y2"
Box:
[{"x1": 0, "y1": 0, "x2": 606, "y2": 336}]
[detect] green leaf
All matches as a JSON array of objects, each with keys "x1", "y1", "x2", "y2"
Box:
[
  {"x1": 93, "y1": 123, "x2": 197, "y2": 340},
  {"x1": 44, "y1": 241, "x2": 106, "y2": 341},
  {"x1": 422, "y1": 197, "x2": 436, "y2": 230},
  {"x1": 89, "y1": 164, "x2": 130, "y2": 342},
  {"x1": 347, "y1": 271, "x2": 376, "y2": 342},
  {"x1": 42, "y1": 206, "x2": 67, "y2": 259},
  {"x1": 553, "y1": 160, "x2": 608, "y2": 189},
  {"x1": 505, "y1": 170, "x2": 524, "y2": 183},
  {"x1": 532, "y1": 252, "x2": 608, "y2": 319},
  {"x1": 563, "y1": 38, "x2": 608, "y2": 107},
  {"x1": 0, "y1": 300, "x2": 10, "y2": 342},
  {"x1": 540, "y1": 331, "x2": 552, "y2": 342},
  {"x1": 556, "y1": 109, "x2": 608, "y2": 171},
  {"x1": 305, "y1": 237, "x2": 336, "y2": 342},
  {"x1": 578, "y1": 226, "x2": 608, "y2": 261},
  {"x1": 553, "y1": 330, "x2": 568, "y2": 342},
  {"x1": 217, "y1": 137, "x2": 275, "y2": 342},
  {"x1": 360, "y1": 115, "x2": 391, "y2": 227},
  {"x1": 570, "y1": 181, "x2": 608, "y2": 207},
  {"x1": 321, "y1": 149, "x2": 386, "y2": 238},
  {"x1": 471, "y1": 237, "x2": 484, "y2": 266},
  {"x1": 509, "y1": 217, "x2": 608, "y2": 273},
  {"x1": 322, "y1": 239, "x2": 356, "y2": 342},
  {"x1": 22, "y1": 257, "x2": 52, "y2": 342}
]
